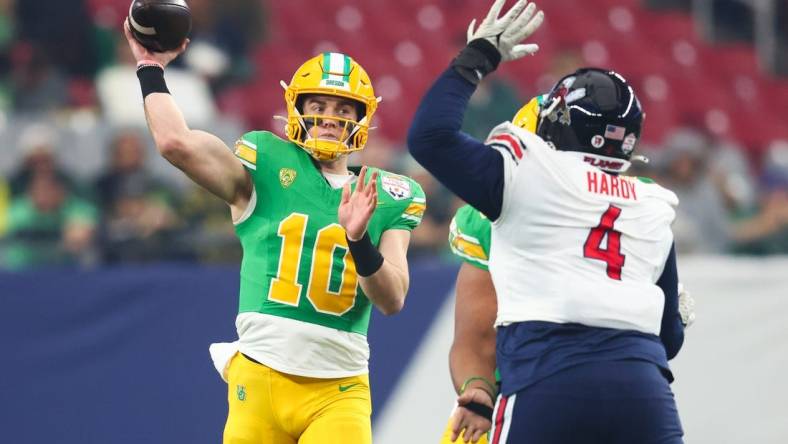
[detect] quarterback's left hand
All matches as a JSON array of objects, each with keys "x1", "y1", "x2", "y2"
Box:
[
  {"x1": 678, "y1": 283, "x2": 696, "y2": 328},
  {"x1": 339, "y1": 166, "x2": 378, "y2": 241},
  {"x1": 467, "y1": 0, "x2": 545, "y2": 62}
]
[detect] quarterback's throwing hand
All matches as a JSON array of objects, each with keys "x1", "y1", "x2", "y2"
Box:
[
  {"x1": 467, "y1": 0, "x2": 545, "y2": 62},
  {"x1": 340, "y1": 166, "x2": 379, "y2": 241},
  {"x1": 123, "y1": 18, "x2": 188, "y2": 67}
]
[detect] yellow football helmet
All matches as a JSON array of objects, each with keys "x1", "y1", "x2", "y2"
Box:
[
  {"x1": 281, "y1": 52, "x2": 379, "y2": 161},
  {"x1": 511, "y1": 94, "x2": 547, "y2": 134}
]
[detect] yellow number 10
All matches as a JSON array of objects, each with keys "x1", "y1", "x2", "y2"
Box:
[{"x1": 268, "y1": 213, "x2": 359, "y2": 316}]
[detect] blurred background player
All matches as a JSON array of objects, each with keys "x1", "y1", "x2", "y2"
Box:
[
  {"x1": 123, "y1": 18, "x2": 425, "y2": 444},
  {"x1": 409, "y1": 1, "x2": 690, "y2": 442}
]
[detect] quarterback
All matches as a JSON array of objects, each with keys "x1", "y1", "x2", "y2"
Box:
[
  {"x1": 410, "y1": 1, "x2": 690, "y2": 442},
  {"x1": 124, "y1": 19, "x2": 425, "y2": 444}
]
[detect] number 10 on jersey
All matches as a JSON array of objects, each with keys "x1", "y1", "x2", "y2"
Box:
[{"x1": 268, "y1": 213, "x2": 359, "y2": 316}]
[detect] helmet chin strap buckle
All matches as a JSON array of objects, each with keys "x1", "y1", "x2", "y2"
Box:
[
  {"x1": 631, "y1": 154, "x2": 650, "y2": 164},
  {"x1": 540, "y1": 96, "x2": 562, "y2": 119}
]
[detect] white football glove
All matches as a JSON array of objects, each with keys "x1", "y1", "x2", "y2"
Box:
[
  {"x1": 467, "y1": 0, "x2": 545, "y2": 62},
  {"x1": 678, "y1": 283, "x2": 695, "y2": 328}
]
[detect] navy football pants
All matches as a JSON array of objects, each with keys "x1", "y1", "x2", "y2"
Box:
[{"x1": 489, "y1": 361, "x2": 683, "y2": 444}]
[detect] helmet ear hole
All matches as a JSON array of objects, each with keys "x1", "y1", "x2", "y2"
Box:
[
  {"x1": 295, "y1": 95, "x2": 307, "y2": 114},
  {"x1": 354, "y1": 103, "x2": 366, "y2": 121}
]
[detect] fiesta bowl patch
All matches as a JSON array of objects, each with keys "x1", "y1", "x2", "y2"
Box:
[{"x1": 381, "y1": 175, "x2": 411, "y2": 200}]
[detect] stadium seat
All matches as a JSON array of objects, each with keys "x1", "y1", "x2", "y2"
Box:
[{"x1": 234, "y1": 0, "x2": 787, "y2": 151}]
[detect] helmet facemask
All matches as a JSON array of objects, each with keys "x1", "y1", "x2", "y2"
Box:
[{"x1": 289, "y1": 95, "x2": 369, "y2": 161}]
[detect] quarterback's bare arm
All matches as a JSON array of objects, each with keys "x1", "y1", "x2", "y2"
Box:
[
  {"x1": 359, "y1": 229, "x2": 411, "y2": 315},
  {"x1": 123, "y1": 21, "x2": 252, "y2": 219},
  {"x1": 339, "y1": 167, "x2": 411, "y2": 315}
]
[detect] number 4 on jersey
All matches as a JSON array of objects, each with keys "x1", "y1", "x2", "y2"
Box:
[{"x1": 583, "y1": 205, "x2": 625, "y2": 280}]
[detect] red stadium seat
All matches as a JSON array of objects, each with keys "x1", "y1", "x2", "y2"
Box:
[{"x1": 233, "y1": 0, "x2": 783, "y2": 151}]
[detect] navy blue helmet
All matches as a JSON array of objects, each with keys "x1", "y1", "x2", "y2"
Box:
[{"x1": 536, "y1": 68, "x2": 644, "y2": 173}]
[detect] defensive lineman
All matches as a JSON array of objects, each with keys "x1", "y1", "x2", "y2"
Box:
[{"x1": 409, "y1": 1, "x2": 689, "y2": 442}]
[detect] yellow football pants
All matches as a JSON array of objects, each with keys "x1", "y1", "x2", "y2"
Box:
[
  {"x1": 439, "y1": 413, "x2": 490, "y2": 444},
  {"x1": 223, "y1": 353, "x2": 372, "y2": 444}
]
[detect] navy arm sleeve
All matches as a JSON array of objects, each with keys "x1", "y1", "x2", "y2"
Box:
[
  {"x1": 657, "y1": 243, "x2": 684, "y2": 360},
  {"x1": 407, "y1": 68, "x2": 505, "y2": 220}
]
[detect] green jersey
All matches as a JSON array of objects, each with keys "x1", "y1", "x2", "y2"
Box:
[
  {"x1": 233, "y1": 131, "x2": 425, "y2": 336},
  {"x1": 448, "y1": 205, "x2": 491, "y2": 271},
  {"x1": 448, "y1": 204, "x2": 500, "y2": 386}
]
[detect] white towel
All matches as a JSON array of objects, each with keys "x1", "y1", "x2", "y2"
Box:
[{"x1": 208, "y1": 341, "x2": 239, "y2": 383}]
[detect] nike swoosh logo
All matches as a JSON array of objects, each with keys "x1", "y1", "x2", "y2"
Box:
[{"x1": 339, "y1": 383, "x2": 361, "y2": 392}]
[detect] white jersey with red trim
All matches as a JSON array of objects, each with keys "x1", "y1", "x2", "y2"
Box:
[{"x1": 485, "y1": 122, "x2": 679, "y2": 335}]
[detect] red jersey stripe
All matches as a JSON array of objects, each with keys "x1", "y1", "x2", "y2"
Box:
[{"x1": 490, "y1": 134, "x2": 524, "y2": 159}]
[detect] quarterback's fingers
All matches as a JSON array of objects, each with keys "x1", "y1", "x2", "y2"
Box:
[
  {"x1": 509, "y1": 43, "x2": 540, "y2": 59},
  {"x1": 366, "y1": 189, "x2": 376, "y2": 210},
  {"x1": 483, "y1": 0, "x2": 507, "y2": 24},
  {"x1": 357, "y1": 166, "x2": 368, "y2": 193},
  {"x1": 123, "y1": 18, "x2": 136, "y2": 42},
  {"x1": 365, "y1": 171, "x2": 378, "y2": 197},
  {"x1": 341, "y1": 182, "x2": 351, "y2": 204},
  {"x1": 367, "y1": 184, "x2": 377, "y2": 209}
]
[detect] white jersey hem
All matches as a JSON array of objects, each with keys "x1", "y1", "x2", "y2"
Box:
[{"x1": 235, "y1": 312, "x2": 370, "y2": 379}]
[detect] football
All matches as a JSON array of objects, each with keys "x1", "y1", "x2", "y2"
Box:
[{"x1": 128, "y1": 0, "x2": 192, "y2": 52}]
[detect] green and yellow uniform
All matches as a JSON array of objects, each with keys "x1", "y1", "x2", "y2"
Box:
[
  {"x1": 441, "y1": 204, "x2": 493, "y2": 444},
  {"x1": 224, "y1": 131, "x2": 425, "y2": 444},
  {"x1": 439, "y1": 96, "x2": 540, "y2": 444},
  {"x1": 448, "y1": 204, "x2": 491, "y2": 271}
]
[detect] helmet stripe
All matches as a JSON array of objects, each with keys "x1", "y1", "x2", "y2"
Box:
[
  {"x1": 342, "y1": 54, "x2": 351, "y2": 83},
  {"x1": 322, "y1": 52, "x2": 350, "y2": 85},
  {"x1": 321, "y1": 52, "x2": 331, "y2": 80}
]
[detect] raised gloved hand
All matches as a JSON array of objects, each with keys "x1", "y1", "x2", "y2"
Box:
[
  {"x1": 678, "y1": 283, "x2": 695, "y2": 328},
  {"x1": 467, "y1": 0, "x2": 544, "y2": 62},
  {"x1": 452, "y1": 0, "x2": 544, "y2": 84}
]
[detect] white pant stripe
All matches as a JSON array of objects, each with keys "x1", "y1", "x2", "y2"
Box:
[{"x1": 497, "y1": 393, "x2": 515, "y2": 443}]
